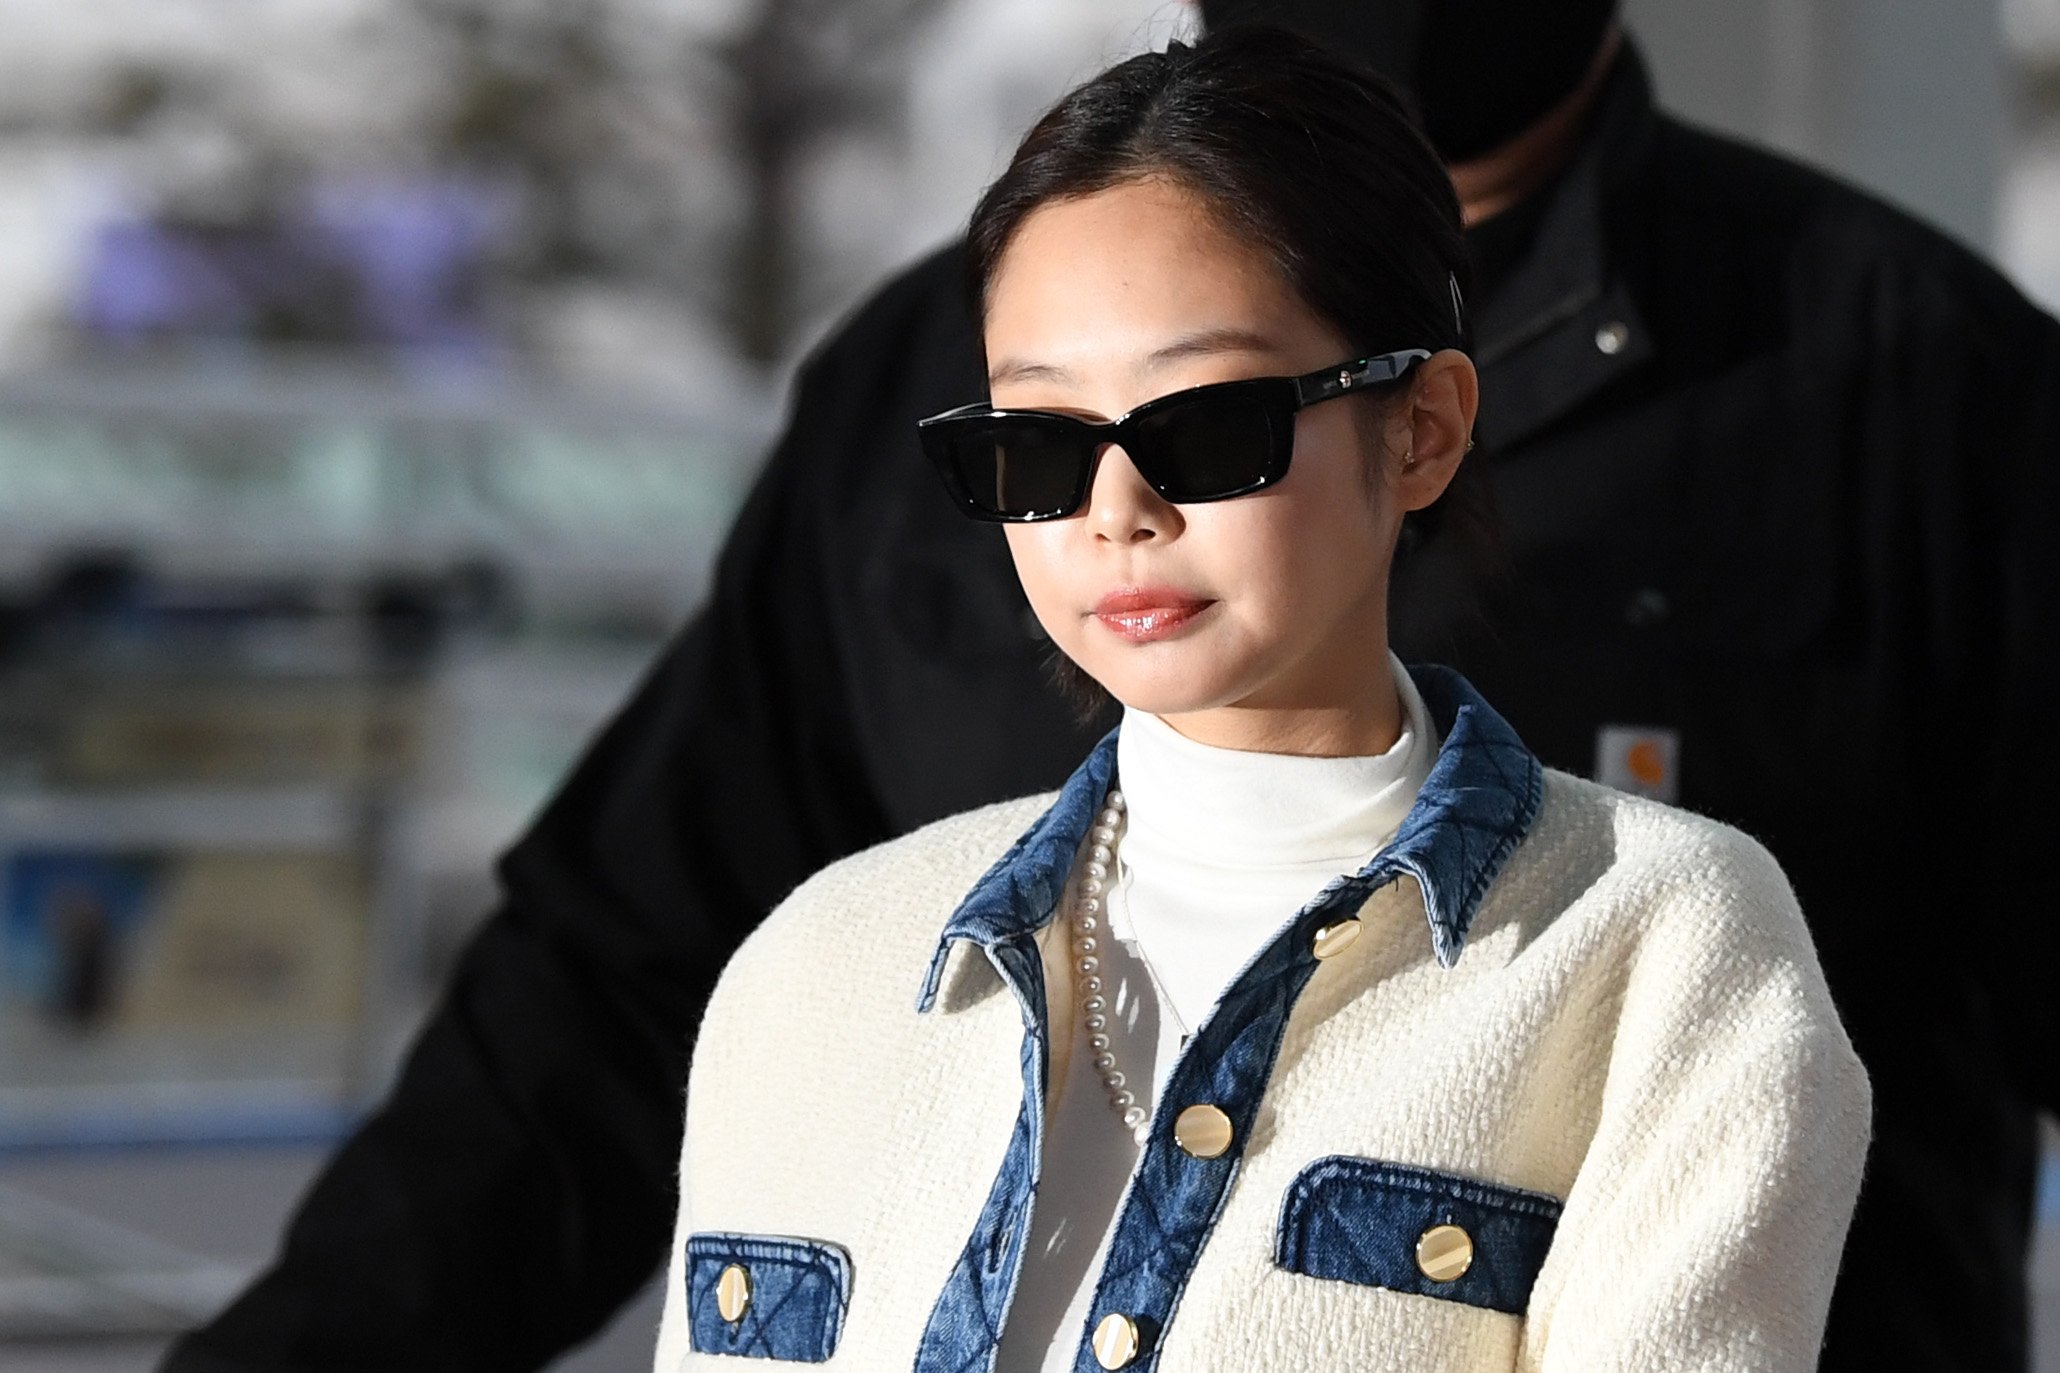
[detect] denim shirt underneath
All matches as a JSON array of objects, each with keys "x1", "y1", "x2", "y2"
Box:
[{"x1": 911, "y1": 664, "x2": 1544, "y2": 1373}]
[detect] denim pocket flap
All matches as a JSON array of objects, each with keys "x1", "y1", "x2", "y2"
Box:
[
  {"x1": 1275, "y1": 1156, "x2": 1562, "y2": 1315},
  {"x1": 685, "y1": 1232, "x2": 852, "y2": 1362}
]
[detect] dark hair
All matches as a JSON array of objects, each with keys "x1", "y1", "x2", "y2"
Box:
[
  {"x1": 965, "y1": 26, "x2": 1501, "y2": 717},
  {"x1": 971, "y1": 26, "x2": 1470, "y2": 362}
]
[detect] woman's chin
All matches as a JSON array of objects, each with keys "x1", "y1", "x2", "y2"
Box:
[{"x1": 1084, "y1": 664, "x2": 1245, "y2": 721}]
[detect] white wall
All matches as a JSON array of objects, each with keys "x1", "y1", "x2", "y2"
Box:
[{"x1": 1624, "y1": 0, "x2": 2006, "y2": 254}]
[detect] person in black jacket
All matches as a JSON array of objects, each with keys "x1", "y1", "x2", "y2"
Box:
[{"x1": 165, "y1": 4, "x2": 2060, "y2": 1371}]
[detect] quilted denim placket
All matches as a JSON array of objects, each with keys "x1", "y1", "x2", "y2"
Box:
[
  {"x1": 911, "y1": 734, "x2": 1117, "y2": 1373},
  {"x1": 911, "y1": 935, "x2": 1053, "y2": 1373},
  {"x1": 1066, "y1": 889, "x2": 1361, "y2": 1372}
]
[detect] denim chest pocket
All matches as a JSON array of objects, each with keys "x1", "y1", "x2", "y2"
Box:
[
  {"x1": 684, "y1": 1232, "x2": 852, "y2": 1362},
  {"x1": 1274, "y1": 1157, "x2": 1562, "y2": 1315}
]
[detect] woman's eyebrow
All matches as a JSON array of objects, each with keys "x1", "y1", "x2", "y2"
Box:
[
  {"x1": 986, "y1": 357, "x2": 1074, "y2": 388},
  {"x1": 988, "y1": 328, "x2": 1280, "y2": 388},
  {"x1": 1143, "y1": 327, "x2": 1279, "y2": 370}
]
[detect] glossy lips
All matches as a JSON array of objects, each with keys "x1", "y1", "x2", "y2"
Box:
[{"x1": 1092, "y1": 588, "x2": 1213, "y2": 642}]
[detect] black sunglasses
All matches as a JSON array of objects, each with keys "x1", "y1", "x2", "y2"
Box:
[{"x1": 917, "y1": 349, "x2": 1431, "y2": 523}]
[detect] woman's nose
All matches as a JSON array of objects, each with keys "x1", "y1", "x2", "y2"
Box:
[{"x1": 1086, "y1": 443, "x2": 1181, "y2": 544}]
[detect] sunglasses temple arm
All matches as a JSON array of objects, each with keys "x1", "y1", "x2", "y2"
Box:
[{"x1": 1294, "y1": 348, "x2": 1435, "y2": 405}]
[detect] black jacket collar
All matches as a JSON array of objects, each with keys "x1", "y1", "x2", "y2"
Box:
[{"x1": 1473, "y1": 42, "x2": 1662, "y2": 448}]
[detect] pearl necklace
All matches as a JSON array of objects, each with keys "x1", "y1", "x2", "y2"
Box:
[{"x1": 1072, "y1": 788, "x2": 1152, "y2": 1143}]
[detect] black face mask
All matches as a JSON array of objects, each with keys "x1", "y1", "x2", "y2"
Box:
[{"x1": 1197, "y1": 0, "x2": 1618, "y2": 163}]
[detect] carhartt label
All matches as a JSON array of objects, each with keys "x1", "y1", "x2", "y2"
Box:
[{"x1": 1596, "y1": 726, "x2": 1679, "y2": 803}]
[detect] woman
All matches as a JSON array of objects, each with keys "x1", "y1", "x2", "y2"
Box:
[{"x1": 655, "y1": 28, "x2": 1867, "y2": 1373}]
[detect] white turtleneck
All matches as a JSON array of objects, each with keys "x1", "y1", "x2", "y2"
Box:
[{"x1": 996, "y1": 656, "x2": 1438, "y2": 1373}]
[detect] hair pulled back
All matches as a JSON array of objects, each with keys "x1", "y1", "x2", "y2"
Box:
[{"x1": 967, "y1": 26, "x2": 1472, "y2": 363}]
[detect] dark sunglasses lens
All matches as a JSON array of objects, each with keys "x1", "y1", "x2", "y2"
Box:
[
  {"x1": 1129, "y1": 390, "x2": 1282, "y2": 502},
  {"x1": 948, "y1": 420, "x2": 1091, "y2": 519}
]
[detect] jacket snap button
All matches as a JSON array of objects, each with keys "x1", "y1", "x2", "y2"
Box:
[
  {"x1": 1594, "y1": 321, "x2": 1631, "y2": 355},
  {"x1": 1416, "y1": 1224, "x2": 1475, "y2": 1282},
  {"x1": 1311, "y1": 918, "x2": 1361, "y2": 960},
  {"x1": 1093, "y1": 1311, "x2": 1141, "y2": 1368},
  {"x1": 1173, "y1": 1103, "x2": 1234, "y2": 1158},
  {"x1": 715, "y1": 1263, "x2": 752, "y2": 1322},
  {"x1": 1625, "y1": 587, "x2": 1670, "y2": 627}
]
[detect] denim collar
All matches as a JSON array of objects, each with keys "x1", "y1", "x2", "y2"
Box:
[{"x1": 918, "y1": 665, "x2": 1543, "y2": 1012}]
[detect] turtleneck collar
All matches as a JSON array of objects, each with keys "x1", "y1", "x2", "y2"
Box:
[
  {"x1": 917, "y1": 663, "x2": 1544, "y2": 1015},
  {"x1": 1114, "y1": 654, "x2": 1438, "y2": 874}
]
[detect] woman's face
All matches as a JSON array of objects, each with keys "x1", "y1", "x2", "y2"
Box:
[{"x1": 986, "y1": 177, "x2": 1455, "y2": 753}]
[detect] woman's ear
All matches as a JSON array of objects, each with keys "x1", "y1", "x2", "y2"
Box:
[{"x1": 1391, "y1": 349, "x2": 1480, "y2": 512}]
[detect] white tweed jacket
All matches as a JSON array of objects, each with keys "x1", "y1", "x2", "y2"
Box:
[{"x1": 655, "y1": 667, "x2": 1869, "y2": 1372}]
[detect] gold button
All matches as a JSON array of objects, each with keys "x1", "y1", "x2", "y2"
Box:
[
  {"x1": 1415, "y1": 1224, "x2": 1474, "y2": 1282},
  {"x1": 1173, "y1": 1103, "x2": 1234, "y2": 1159},
  {"x1": 1311, "y1": 918, "x2": 1362, "y2": 960},
  {"x1": 715, "y1": 1263, "x2": 752, "y2": 1322},
  {"x1": 1092, "y1": 1311, "x2": 1141, "y2": 1369}
]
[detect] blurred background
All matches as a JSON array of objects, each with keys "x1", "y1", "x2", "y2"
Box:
[{"x1": 0, "y1": 1, "x2": 2054, "y2": 1370}]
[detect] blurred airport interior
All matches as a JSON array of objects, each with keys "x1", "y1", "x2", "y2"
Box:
[{"x1": 0, "y1": 2, "x2": 2054, "y2": 1370}]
